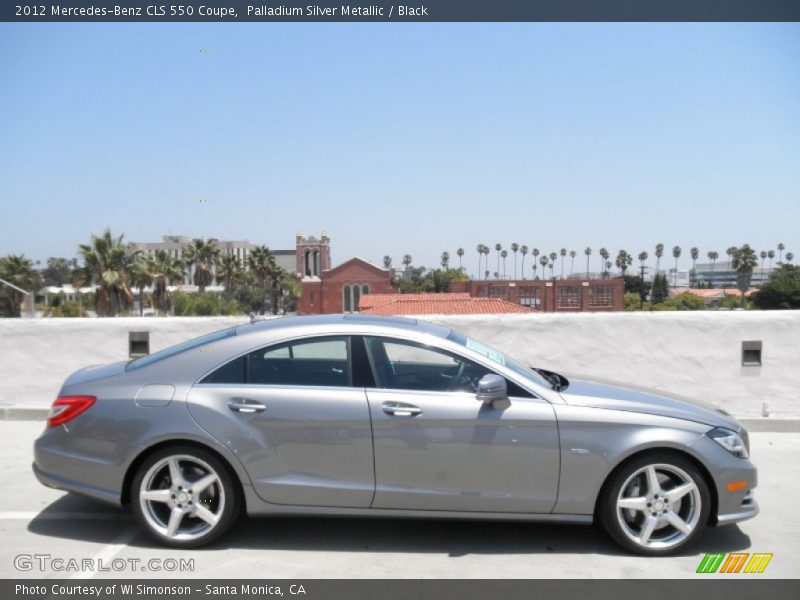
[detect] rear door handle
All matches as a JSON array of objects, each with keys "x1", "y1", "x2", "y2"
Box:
[
  {"x1": 228, "y1": 398, "x2": 266, "y2": 413},
  {"x1": 382, "y1": 401, "x2": 422, "y2": 417}
]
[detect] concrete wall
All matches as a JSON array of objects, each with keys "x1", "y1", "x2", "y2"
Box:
[{"x1": 1, "y1": 312, "x2": 798, "y2": 418}]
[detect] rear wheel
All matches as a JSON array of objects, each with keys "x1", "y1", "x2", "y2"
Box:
[
  {"x1": 131, "y1": 446, "x2": 239, "y2": 548},
  {"x1": 599, "y1": 452, "x2": 711, "y2": 555}
]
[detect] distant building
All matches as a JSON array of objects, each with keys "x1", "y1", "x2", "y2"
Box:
[
  {"x1": 690, "y1": 261, "x2": 773, "y2": 288},
  {"x1": 360, "y1": 293, "x2": 533, "y2": 316},
  {"x1": 131, "y1": 235, "x2": 295, "y2": 285},
  {"x1": 449, "y1": 278, "x2": 625, "y2": 312},
  {"x1": 669, "y1": 287, "x2": 756, "y2": 306},
  {"x1": 295, "y1": 232, "x2": 395, "y2": 314}
]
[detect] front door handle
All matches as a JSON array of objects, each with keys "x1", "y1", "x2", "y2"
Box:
[
  {"x1": 228, "y1": 398, "x2": 266, "y2": 413},
  {"x1": 382, "y1": 401, "x2": 422, "y2": 417}
]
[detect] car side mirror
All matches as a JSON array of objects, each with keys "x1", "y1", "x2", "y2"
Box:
[{"x1": 476, "y1": 374, "x2": 507, "y2": 404}]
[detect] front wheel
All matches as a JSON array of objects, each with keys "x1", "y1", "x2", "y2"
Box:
[
  {"x1": 599, "y1": 453, "x2": 711, "y2": 555},
  {"x1": 131, "y1": 446, "x2": 239, "y2": 548}
]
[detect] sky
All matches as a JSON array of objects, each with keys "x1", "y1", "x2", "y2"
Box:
[{"x1": 1, "y1": 23, "x2": 798, "y2": 278}]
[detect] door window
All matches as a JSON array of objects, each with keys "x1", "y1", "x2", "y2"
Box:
[
  {"x1": 200, "y1": 336, "x2": 351, "y2": 387},
  {"x1": 364, "y1": 337, "x2": 493, "y2": 394}
]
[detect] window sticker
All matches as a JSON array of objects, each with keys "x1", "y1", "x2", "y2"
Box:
[{"x1": 465, "y1": 338, "x2": 506, "y2": 366}]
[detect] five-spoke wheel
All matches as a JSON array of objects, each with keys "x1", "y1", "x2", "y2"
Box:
[
  {"x1": 600, "y1": 453, "x2": 710, "y2": 555},
  {"x1": 131, "y1": 446, "x2": 238, "y2": 548}
]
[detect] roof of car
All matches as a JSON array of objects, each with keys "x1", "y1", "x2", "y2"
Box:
[{"x1": 235, "y1": 313, "x2": 451, "y2": 339}]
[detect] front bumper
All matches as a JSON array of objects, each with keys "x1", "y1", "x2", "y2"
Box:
[{"x1": 717, "y1": 490, "x2": 759, "y2": 525}]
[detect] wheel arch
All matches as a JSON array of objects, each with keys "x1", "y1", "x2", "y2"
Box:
[
  {"x1": 593, "y1": 446, "x2": 719, "y2": 526},
  {"x1": 120, "y1": 438, "x2": 247, "y2": 508}
]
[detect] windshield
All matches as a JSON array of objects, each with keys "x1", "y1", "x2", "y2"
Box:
[
  {"x1": 127, "y1": 326, "x2": 238, "y2": 371},
  {"x1": 447, "y1": 331, "x2": 553, "y2": 389}
]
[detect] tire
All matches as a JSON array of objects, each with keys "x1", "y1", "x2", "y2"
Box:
[
  {"x1": 131, "y1": 445, "x2": 239, "y2": 548},
  {"x1": 599, "y1": 452, "x2": 711, "y2": 556}
]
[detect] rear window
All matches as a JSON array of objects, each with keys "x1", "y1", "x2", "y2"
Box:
[{"x1": 127, "y1": 327, "x2": 238, "y2": 371}]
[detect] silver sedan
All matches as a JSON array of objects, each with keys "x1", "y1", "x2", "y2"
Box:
[{"x1": 33, "y1": 314, "x2": 757, "y2": 555}]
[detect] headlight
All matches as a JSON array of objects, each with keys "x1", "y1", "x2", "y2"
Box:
[{"x1": 707, "y1": 427, "x2": 749, "y2": 458}]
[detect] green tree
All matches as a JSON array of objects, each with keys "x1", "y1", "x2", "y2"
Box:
[
  {"x1": 730, "y1": 244, "x2": 758, "y2": 308},
  {"x1": 767, "y1": 250, "x2": 775, "y2": 270},
  {"x1": 599, "y1": 247, "x2": 609, "y2": 278},
  {"x1": 690, "y1": 247, "x2": 699, "y2": 273},
  {"x1": 752, "y1": 264, "x2": 800, "y2": 309},
  {"x1": 777, "y1": 242, "x2": 785, "y2": 265},
  {"x1": 511, "y1": 243, "x2": 519, "y2": 279},
  {"x1": 494, "y1": 243, "x2": 502, "y2": 276},
  {"x1": 560, "y1": 248, "x2": 567, "y2": 279},
  {"x1": 183, "y1": 238, "x2": 220, "y2": 294},
  {"x1": 532, "y1": 248, "x2": 540, "y2": 278},
  {"x1": 41, "y1": 257, "x2": 78, "y2": 287},
  {"x1": 519, "y1": 245, "x2": 528, "y2": 279},
  {"x1": 653, "y1": 292, "x2": 706, "y2": 311},
  {"x1": 584, "y1": 247, "x2": 592, "y2": 278},
  {"x1": 615, "y1": 249, "x2": 632, "y2": 277},
  {"x1": 637, "y1": 251, "x2": 648, "y2": 305},
  {"x1": 672, "y1": 246, "x2": 682, "y2": 286},
  {"x1": 440, "y1": 251, "x2": 450, "y2": 271},
  {"x1": 0, "y1": 254, "x2": 38, "y2": 317},
  {"x1": 501, "y1": 250, "x2": 509, "y2": 278},
  {"x1": 77, "y1": 229, "x2": 135, "y2": 316},
  {"x1": 475, "y1": 244, "x2": 484, "y2": 280},
  {"x1": 707, "y1": 250, "x2": 719, "y2": 289},
  {"x1": 654, "y1": 243, "x2": 664, "y2": 275},
  {"x1": 129, "y1": 254, "x2": 153, "y2": 316},
  {"x1": 247, "y1": 245, "x2": 277, "y2": 314},
  {"x1": 218, "y1": 254, "x2": 244, "y2": 304},
  {"x1": 651, "y1": 273, "x2": 669, "y2": 304},
  {"x1": 786, "y1": 252, "x2": 794, "y2": 263},
  {"x1": 456, "y1": 248, "x2": 464, "y2": 269},
  {"x1": 569, "y1": 250, "x2": 576, "y2": 276},
  {"x1": 150, "y1": 249, "x2": 185, "y2": 314}
]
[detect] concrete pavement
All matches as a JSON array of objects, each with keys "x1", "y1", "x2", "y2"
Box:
[{"x1": 1, "y1": 421, "x2": 797, "y2": 579}]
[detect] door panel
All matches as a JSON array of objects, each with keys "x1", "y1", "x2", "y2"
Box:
[{"x1": 367, "y1": 388, "x2": 560, "y2": 513}]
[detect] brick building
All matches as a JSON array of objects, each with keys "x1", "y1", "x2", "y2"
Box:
[
  {"x1": 449, "y1": 278, "x2": 624, "y2": 312},
  {"x1": 296, "y1": 233, "x2": 395, "y2": 315}
]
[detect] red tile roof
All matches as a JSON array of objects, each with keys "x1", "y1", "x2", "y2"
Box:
[
  {"x1": 360, "y1": 293, "x2": 533, "y2": 315},
  {"x1": 670, "y1": 288, "x2": 756, "y2": 299}
]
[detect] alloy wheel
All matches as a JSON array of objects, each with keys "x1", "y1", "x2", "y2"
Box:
[{"x1": 138, "y1": 454, "x2": 226, "y2": 542}]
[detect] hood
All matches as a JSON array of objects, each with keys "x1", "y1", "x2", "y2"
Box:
[
  {"x1": 560, "y1": 377, "x2": 741, "y2": 430},
  {"x1": 62, "y1": 360, "x2": 129, "y2": 388}
]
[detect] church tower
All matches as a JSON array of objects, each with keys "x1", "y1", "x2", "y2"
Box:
[{"x1": 296, "y1": 231, "x2": 331, "y2": 280}]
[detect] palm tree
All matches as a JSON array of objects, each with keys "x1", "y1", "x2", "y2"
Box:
[
  {"x1": 511, "y1": 243, "x2": 519, "y2": 279},
  {"x1": 500, "y1": 250, "x2": 508, "y2": 279},
  {"x1": 150, "y1": 250, "x2": 185, "y2": 314},
  {"x1": 495, "y1": 244, "x2": 502, "y2": 276},
  {"x1": 559, "y1": 248, "x2": 567, "y2": 279},
  {"x1": 725, "y1": 246, "x2": 736, "y2": 270},
  {"x1": 777, "y1": 242, "x2": 785, "y2": 265},
  {"x1": 0, "y1": 254, "x2": 37, "y2": 317},
  {"x1": 759, "y1": 250, "x2": 767, "y2": 270},
  {"x1": 606, "y1": 260, "x2": 612, "y2": 274},
  {"x1": 785, "y1": 252, "x2": 794, "y2": 263},
  {"x1": 638, "y1": 251, "x2": 648, "y2": 304},
  {"x1": 483, "y1": 246, "x2": 491, "y2": 279},
  {"x1": 532, "y1": 248, "x2": 540, "y2": 278},
  {"x1": 183, "y1": 238, "x2": 220, "y2": 294},
  {"x1": 539, "y1": 255, "x2": 548, "y2": 279},
  {"x1": 549, "y1": 251, "x2": 557, "y2": 274},
  {"x1": 382, "y1": 255, "x2": 392, "y2": 269},
  {"x1": 548, "y1": 261, "x2": 554, "y2": 280},
  {"x1": 707, "y1": 251, "x2": 719, "y2": 289},
  {"x1": 731, "y1": 244, "x2": 758, "y2": 307},
  {"x1": 584, "y1": 247, "x2": 592, "y2": 278},
  {"x1": 248, "y1": 245, "x2": 277, "y2": 314},
  {"x1": 767, "y1": 250, "x2": 775, "y2": 271},
  {"x1": 78, "y1": 229, "x2": 135, "y2": 316},
  {"x1": 441, "y1": 251, "x2": 450, "y2": 271},
  {"x1": 520, "y1": 245, "x2": 529, "y2": 279},
  {"x1": 476, "y1": 244, "x2": 484, "y2": 280},
  {"x1": 654, "y1": 243, "x2": 664, "y2": 275},
  {"x1": 569, "y1": 250, "x2": 576, "y2": 276},
  {"x1": 615, "y1": 250, "x2": 632, "y2": 277},
  {"x1": 218, "y1": 254, "x2": 244, "y2": 304},
  {"x1": 129, "y1": 254, "x2": 152, "y2": 316},
  {"x1": 456, "y1": 247, "x2": 464, "y2": 269},
  {"x1": 402, "y1": 254, "x2": 413, "y2": 272},
  {"x1": 599, "y1": 247, "x2": 609, "y2": 278},
  {"x1": 690, "y1": 247, "x2": 699, "y2": 272},
  {"x1": 672, "y1": 246, "x2": 682, "y2": 286}
]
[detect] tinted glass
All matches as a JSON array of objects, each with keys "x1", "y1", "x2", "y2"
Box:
[
  {"x1": 364, "y1": 337, "x2": 493, "y2": 394},
  {"x1": 200, "y1": 356, "x2": 246, "y2": 384},
  {"x1": 249, "y1": 336, "x2": 351, "y2": 387},
  {"x1": 128, "y1": 326, "x2": 237, "y2": 371}
]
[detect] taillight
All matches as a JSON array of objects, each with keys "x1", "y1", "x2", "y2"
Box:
[{"x1": 48, "y1": 395, "x2": 96, "y2": 427}]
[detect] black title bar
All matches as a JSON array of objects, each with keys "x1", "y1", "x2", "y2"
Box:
[{"x1": 3, "y1": 1, "x2": 800, "y2": 22}]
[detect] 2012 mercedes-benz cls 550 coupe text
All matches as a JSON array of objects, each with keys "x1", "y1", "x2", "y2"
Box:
[{"x1": 33, "y1": 315, "x2": 758, "y2": 554}]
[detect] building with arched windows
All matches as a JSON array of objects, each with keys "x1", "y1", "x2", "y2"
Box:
[{"x1": 295, "y1": 232, "x2": 396, "y2": 314}]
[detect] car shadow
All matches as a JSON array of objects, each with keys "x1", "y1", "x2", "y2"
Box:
[{"x1": 29, "y1": 493, "x2": 752, "y2": 558}]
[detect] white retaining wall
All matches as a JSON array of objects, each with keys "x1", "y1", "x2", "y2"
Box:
[{"x1": 0, "y1": 312, "x2": 798, "y2": 418}]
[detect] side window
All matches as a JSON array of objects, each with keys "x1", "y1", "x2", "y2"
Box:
[
  {"x1": 364, "y1": 337, "x2": 493, "y2": 394},
  {"x1": 201, "y1": 355, "x2": 246, "y2": 384},
  {"x1": 249, "y1": 336, "x2": 351, "y2": 387},
  {"x1": 199, "y1": 336, "x2": 351, "y2": 387}
]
